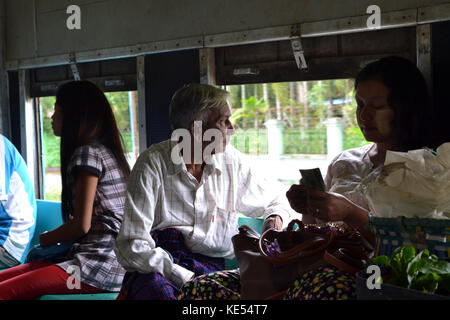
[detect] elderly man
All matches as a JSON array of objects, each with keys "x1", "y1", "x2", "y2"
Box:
[{"x1": 114, "y1": 83, "x2": 294, "y2": 300}]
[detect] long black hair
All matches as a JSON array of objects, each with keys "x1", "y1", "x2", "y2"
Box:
[
  {"x1": 354, "y1": 56, "x2": 436, "y2": 151},
  {"x1": 56, "y1": 80, "x2": 131, "y2": 221}
]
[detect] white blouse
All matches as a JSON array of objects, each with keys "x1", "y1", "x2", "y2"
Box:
[{"x1": 325, "y1": 144, "x2": 374, "y2": 211}]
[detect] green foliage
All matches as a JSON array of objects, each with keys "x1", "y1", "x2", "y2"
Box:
[
  {"x1": 283, "y1": 128, "x2": 327, "y2": 154},
  {"x1": 371, "y1": 245, "x2": 450, "y2": 295},
  {"x1": 42, "y1": 131, "x2": 61, "y2": 168},
  {"x1": 104, "y1": 91, "x2": 137, "y2": 154},
  {"x1": 104, "y1": 92, "x2": 131, "y2": 134},
  {"x1": 40, "y1": 96, "x2": 60, "y2": 168},
  {"x1": 227, "y1": 79, "x2": 366, "y2": 154},
  {"x1": 307, "y1": 82, "x2": 327, "y2": 106},
  {"x1": 344, "y1": 126, "x2": 370, "y2": 150},
  {"x1": 230, "y1": 128, "x2": 327, "y2": 155},
  {"x1": 228, "y1": 85, "x2": 242, "y2": 109},
  {"x1": 231, "y1": 96, "x2": 268, "y2": 129},
  {"x1": 231, "y1": 129, "x2": 267, "y2": 154},
  {"x1": 271, "y1": 83, "x2": 290, "y2": 106}
]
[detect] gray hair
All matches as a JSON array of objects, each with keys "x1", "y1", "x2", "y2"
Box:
[{"x1": 169, "y1": 83, "x2": 229, "y2": 130}]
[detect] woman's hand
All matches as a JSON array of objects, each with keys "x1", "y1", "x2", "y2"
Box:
[
  {"x1": 286, "y1": 184, "x2": 309, "y2": 214},
  {"x1": 286, "y1": 184, "x2": 369, "y2": 228},
  {"x1": 286, "y1": 184, "x2": 320, "y2": 224},
  {"x1": 286, "y1": 184, "x2": 352, "y2": 221},
  {"x1": 304, "y1": 189, "x2": 358, "y2": 222}
]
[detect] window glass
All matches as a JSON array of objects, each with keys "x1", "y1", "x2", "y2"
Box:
[
  {"x1": 227, "y1": 80, "x2": 369, "y2": 187},
  {"x1": 104, "y1": 91, "x2": 140, "y2": 168}
]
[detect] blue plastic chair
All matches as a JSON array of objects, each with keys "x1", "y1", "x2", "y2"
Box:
[
  {"x1": 0, "y1": 200, "x2": 63, "y2": 272},
  {"x1": 31, "y1": 200, "x2": 64, "y2": 249}
]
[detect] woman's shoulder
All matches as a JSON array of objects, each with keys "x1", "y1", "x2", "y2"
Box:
[
  {"x1": 76, "y1": 142, "x2": 106, "y2": 152},
  {"x1": 330, "y1": 144, "x2": 373, "y2": 166},
  {"x1": 70, "y1": 143, "x2": 114, "y2": 169},
  {"x1": 72, "y1": 143, "x2": 113, "y2": 158},
  {"x1": 326, "y1": 144, "x2": 373, "y2": 182}
]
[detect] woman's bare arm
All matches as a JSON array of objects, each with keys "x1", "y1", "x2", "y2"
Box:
[{"x1": 39, "y1": 171, "x2": 98, "y2": 247}]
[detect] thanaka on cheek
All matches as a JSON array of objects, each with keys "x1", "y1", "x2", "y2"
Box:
[{"x1": 374, "y1": 109, "x2": 395, "y2": 135}]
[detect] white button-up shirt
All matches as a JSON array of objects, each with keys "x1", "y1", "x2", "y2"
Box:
[{"x1": 114, "y1": 139, "x2": 294, "y2": 287}]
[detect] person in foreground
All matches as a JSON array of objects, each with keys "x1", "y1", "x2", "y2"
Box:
[
  {"x1": 0, "y1": 134, "x2": 36, "y2": 269},
  {"x1": 0, "y1": 80, "x2": 130, "y2": 299},
  {"x1": 179, "y1": 56, "x2": 436, "y2": 300},
  {"x1": 114, "y1": 83, "x2": 294, "y2": 300}
]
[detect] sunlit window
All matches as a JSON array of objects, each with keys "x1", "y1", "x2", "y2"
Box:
[{"x1": 226, "y1": 80, "x2": 369, "y2": 187}]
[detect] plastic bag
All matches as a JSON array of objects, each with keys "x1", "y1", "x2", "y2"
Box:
[{"x1": 359, "y1": 142, "x2": 450, "y2": 219}]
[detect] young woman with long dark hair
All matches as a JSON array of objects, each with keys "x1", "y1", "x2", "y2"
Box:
[{"x1": 0, "y1": 80, "x2": 130, "y2": 299}]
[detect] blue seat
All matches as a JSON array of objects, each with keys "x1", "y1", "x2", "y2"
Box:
[
  {"x1": 38, "y1": 292, "x2": 119, "y2": 300},
  {"x1": 237, "y1": 216, "x2": 264, "y2": 234},
  {"x1": 30, "y1": 200, "x2": 64, "y2": 250},
  {"x1": 0, "y1": 200, "x2": 63, "y2": 272}
]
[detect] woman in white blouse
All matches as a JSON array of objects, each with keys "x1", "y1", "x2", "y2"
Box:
[
  {"x1": 284, "y1": 55, "x2": 437, "y2": 300},
  {"x1": 287, "y1": 56, "x2": 435, "y2": 238}
]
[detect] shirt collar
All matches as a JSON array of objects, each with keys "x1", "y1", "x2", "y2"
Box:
[
  {"x1": 167, "y1": 140, "x2": 186, "y2": 176},
  {"x1": 204, "y1": 153, "x2": 223, "y2": 176}
]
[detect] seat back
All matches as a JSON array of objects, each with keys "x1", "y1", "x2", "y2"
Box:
[
  {"x1": 30, "y1": 200, "x2": 64, "y2": 249},
  {"x1": 238, "y1": 216, "x2": 264, "y2": 233}
]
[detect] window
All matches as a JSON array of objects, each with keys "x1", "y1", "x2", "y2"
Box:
[
  {"x1": 213, "y1": 27, "x2": 416, "y2": 188},
  {"x1": 38, "y1": 91, "x2": 139, "y2": 200},
  {"x1": 226, "y1": 80, "x2": 369, "y2": 187}
]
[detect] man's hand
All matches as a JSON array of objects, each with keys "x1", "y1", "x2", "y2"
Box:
[{"x1": 263, "y1": 215, "x2": 283, "y2": 233}]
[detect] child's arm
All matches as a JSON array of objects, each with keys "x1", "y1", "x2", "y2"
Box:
[{"x1": 39, "y1": 171, "x2": 98, "y2": 247}]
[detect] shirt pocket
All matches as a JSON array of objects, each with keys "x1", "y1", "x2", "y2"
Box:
[{"x1": 205, "y1": 207, "x2": 239, "y2": 254}]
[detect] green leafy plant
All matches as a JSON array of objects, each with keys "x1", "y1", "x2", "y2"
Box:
[
  {"x1": 231, "y1": 96, "x2": 268, "y2": 129},
  {"x1": 371, "y1": 245, "x2": 450, "y2": 295}
]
